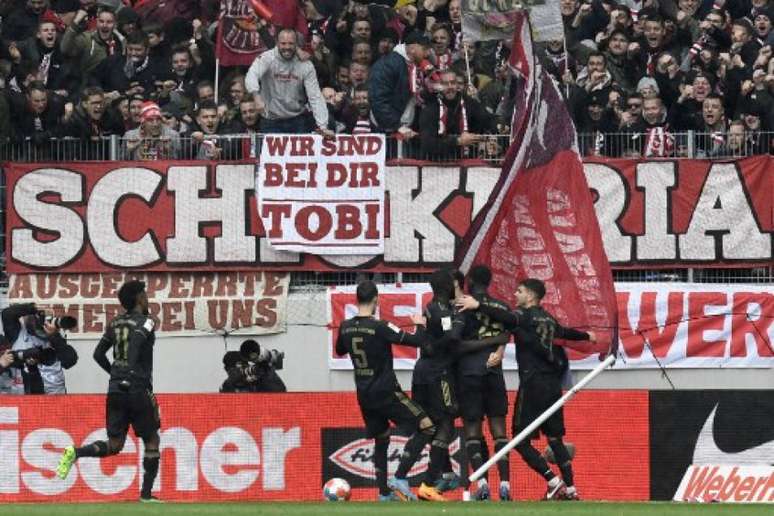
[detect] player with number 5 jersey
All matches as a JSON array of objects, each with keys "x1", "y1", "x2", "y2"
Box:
[{"x1": 335, "y1": 280, "x2": 437, "y2": 502}]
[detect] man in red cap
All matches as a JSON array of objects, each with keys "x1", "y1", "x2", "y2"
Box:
[{"x1": 121, "y1": 100, "x2": 181, "y2": 160}]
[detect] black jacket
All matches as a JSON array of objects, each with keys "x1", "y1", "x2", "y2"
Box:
[
  {"x1": 419, "y1": 94, "x2": 495, "y2": 160},
  {"x1": 369, "y1": 49, "x2": 411, "y2": 132}
]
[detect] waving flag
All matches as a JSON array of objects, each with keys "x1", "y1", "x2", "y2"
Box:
[
  {"x1": 459, "y1": 13, "x2": 618, "y2": 360},
  {"x1": 461, "y1": 1, "x2": 563, "y2": 42}
]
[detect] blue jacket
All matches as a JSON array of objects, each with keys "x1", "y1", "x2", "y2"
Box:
[{"x1": 369, "y1": 49, "x2": 411, "y2": 132}]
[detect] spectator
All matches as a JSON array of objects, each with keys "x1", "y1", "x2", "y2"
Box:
[
  {"x1": 182, "y1": 99, "x2": 226, "y2": 159},
  {"x1": 369, "y1": 30, "x2": 430, "y2": 135},
  {"x1": 126, "y1": 93, "x2": 145, "y2": 129},
  {"x1": 710, "y1": 119, "x2": 753, "y2": 157},
  {"x1": 10, "y1": 14, "x2": 79, "y2": 102},
  {"x1": 245, "y1": 28, "x2": 331, "y2": 136},
  {"x1": 695, "y1": 93, "x2": 728, "y2": 156},
  {"x1": 60, "y1": 7, "x2": 123, "y2": 89},
  {"x1": 89, "y1": 30, "x2": 171, "y2": 100},
  {"x1": 603, "y1": 29, "x2": 639, "y2": 93},
  {"x1": 341, "y1": 83, "x2": 376, "y2": 133},
  {"x1": 13, "y1": 80, "x2": 63, "y2": 157},
  {"x1": 60, "y1": 86, "x2": 124, "y2": 159},
  {"x1": 632, "y1": 96, "x2": 675, "y2": 157},
  {"x1": 418, "y1": 69, "x2": 495, "y2": 160},
  {"x1": 115, "y1": 6, "x2": 140, "y2": 38},
  {"x1": 351, "y1": 37, "x2": 373, "y2": 66},
  {"x1": 219, "y1": 73, "x2": 246, "y2": 124},
  {"x1": 122, "y1": 100, "x2": 181, "y2": 160},
  {"x1": 429, "y1": 22, "x2": 453, "y2": 71},
  {"x1": 160, "y1": 103, "x2": 188, "y2": 134},
  {"x1": 376, "y1": 28, "x2": 399, "y2": 57},
  {"x1": 4, "y1": 0, "x2": 50, "y2": 42}
]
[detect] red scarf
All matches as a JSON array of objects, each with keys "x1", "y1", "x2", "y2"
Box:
[{"x1": 438, "y1": 97, "x2": 468, "y2": 136}]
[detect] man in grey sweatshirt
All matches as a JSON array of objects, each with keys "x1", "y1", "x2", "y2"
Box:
[{"x1": 245, "y1": 28, "x2": 332, "y2": 136}]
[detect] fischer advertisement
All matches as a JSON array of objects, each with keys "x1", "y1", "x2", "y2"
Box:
[
  {"x1": 328, "y1": 283, "x2": 773, "y2": 370},
  {"x1": 0, "y1": 391, "x2": 649, "y2": 502},
  {"x1": 4, "y1": 272, "x2": 290, "y2": 338},
  {"x1": 4, "y1": 157, "x2": 771, "y2": 273}
]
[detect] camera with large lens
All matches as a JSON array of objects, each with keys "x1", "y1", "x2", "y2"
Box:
[
  {"x1": 13, "y1": 346, "x2": 43, "y2": 362},
  {"x1": 240, "y1": 339, "x2": 284, "y2": 371},
  {"x1": 35, "y1": 311, "x2": 78, "y2": 332}
]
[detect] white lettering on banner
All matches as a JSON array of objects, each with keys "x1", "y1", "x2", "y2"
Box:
[
  {"x1": 257, "y1": 134, "x2": 385, "y2": 255},
  {"x1": 167, "y1": 165, "x2": 256, "y2": 263},
  {"x1": 7, "y1": 272, "x2": 290, "y2": 339},
  {"x1": 679, "y1": 163, "x2": 770, "y2": 260},
  {"x1": 78, "y1": 429, "x2": 136, "y2": 495},
  {"x1": 6, "y1": 161, "x2": 771, "y2": 271},
  {"x1": 12, "y1": 168, "x2": 84, "y2": 268},
  {"x1": 636, "y1": 162, "x2": 677, "y2": 260},
  {"x1": 582, "y1": 163, "x2": 632, "y2": 262},
  {"x1": 675, "y1": 465, "x2": 774, "y2": 503},
  {"x1": 0, "y1": 412, "x2": 301, "y2": 495},
  {"x1": 88, "y1": 167, "x2": 163, "y2": 267},
  {"x1": 328, "y1": 283, "x2": 774, "y2": 370}
]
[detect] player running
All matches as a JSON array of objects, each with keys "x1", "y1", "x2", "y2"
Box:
[
  {"x1": 56, "y1": 280, "x2": 162, "y2": 503},
  {"x1": 335, "y1": 280, "x2": 436, "y2": 501},
  {"x1": 458, "y1": 278, "x2": 596, "y2": 501}
]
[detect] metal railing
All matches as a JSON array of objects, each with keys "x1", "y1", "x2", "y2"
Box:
[
  {"x1": 2, "y1": 131, "x2": 773, "y2": 164},
  {"x1": 0, "y1": 134, "x2": 512, "y2": 165},
  {"x1": 577, "y1": 130, "x2": 774, "y2": 159}
]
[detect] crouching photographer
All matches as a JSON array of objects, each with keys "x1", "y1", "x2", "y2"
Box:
[
  {"x1": 220, "y1": 339, "x2": 287, "y2": 393},
  {"x1": 1, "y1": 303, "x2": 78, "y2": 394}
]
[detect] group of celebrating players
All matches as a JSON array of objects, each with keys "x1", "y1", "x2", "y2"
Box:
[{"x1": 335, "y1": 266, "x2": 597, "y2": 502}]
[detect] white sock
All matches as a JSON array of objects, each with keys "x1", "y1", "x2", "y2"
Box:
[
  {"x1": 500, "y1": 480, "x2": 510, "y2": 489},
  {"x1": 565, "y1": 485, "x2": 577, "y2": 495},
  {"x1": 478, "y1": 478, "x2": 488, "y2": 487},
  {"x1": 547, "y1": 476, "x2": 561, "y2": 488}
]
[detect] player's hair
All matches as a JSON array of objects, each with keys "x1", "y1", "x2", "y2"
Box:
[
  {"x1": 118, "y1": 280, "x2": 146, "y2": 310},
  {"x1": 520, "y1": 278, "x2": 546, "y2": 301},
  {"x1": 468, "y1": 265, "x2": 492, "y2": 288},
  {"x1": 356, "y1": 280, "x2": 378, "y2": 304},
  {"x1": 223, "y1": 351, "x2": 242, "y2": 369},
  {"x1": 429, "y1": 269, "x2": 454, "y2": 300}
]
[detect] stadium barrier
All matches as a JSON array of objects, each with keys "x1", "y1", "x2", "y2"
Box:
[
  {"x1": 1, "y1": 130, "x2": 773, "y2": 164},
  {"x1": 3, "y1": 390, "x2": 773, "y2": 503},
  {"x1": 0, "y1": 391, "x2": 648, "y2": 503}
]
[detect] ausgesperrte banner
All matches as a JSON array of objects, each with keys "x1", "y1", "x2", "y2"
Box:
[
  {"x1": 5, "y1": 272, "x2": 290, "y2": 338},
  {"x1": 328, "y1": 283, "x2": 773, "y2": 370},
  {"x1": 3, "y1": 158, "x2": 771, "y2": 273}
]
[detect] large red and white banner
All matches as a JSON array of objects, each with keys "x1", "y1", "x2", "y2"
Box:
[
  {"x1": 256, "y1": 134, "x2": 385, "y2": 255},
  {"x1": 3, "y1": 160, "x2": 771, "y2": 273},
  {"x1": 585, "y1": 159, "x2": 772, "y2": 268},
  {"x1": 5, "y1": 272, "x2": 290, "y2": 338},
  {"x1": 328, "y1": 283, "x2": 774, "y2": 369},
  {"x1": 0, "y1": 391, "x2": 649, "y2": 502}
]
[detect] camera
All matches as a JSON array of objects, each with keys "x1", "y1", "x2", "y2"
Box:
[
  {"x1": 36, "y1": 311, "x2": 78, "y2": 331},
  {"x1": 13, "y1": 347, "x2": 42, "y2": 362},
  {"x1": 240, "y1": 339, "x2": 284, "y2": 370}
]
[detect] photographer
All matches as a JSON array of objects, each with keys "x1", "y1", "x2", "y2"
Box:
[
  {"x1": 220, "y1": 339, "x2": 287, "y2": 393},
  {"x1": 1, "y1": 303, "x2": 78, "y2": 394}
]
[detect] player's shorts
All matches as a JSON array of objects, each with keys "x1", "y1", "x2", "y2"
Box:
[
  {"x1": 457, "y1": 371, "x2": 508, "y2": 422},
  {"x1": 106, "y1": 389, "x2": 161, "y2": 440},
  {"x1": 412, "y1": 373, "x2": 458, "y2": 422},
  {"x1": 512, "y1": 373, "x2": 564, "y2": 440},
  {"x1": 361, "y1": 389, "x2": 428, "y2": 438}
]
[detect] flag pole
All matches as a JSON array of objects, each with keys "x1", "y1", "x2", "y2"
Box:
[
  {"x1": 463, "y1": 42, "x2": 473, "y2": 87},
  {"x1": 468, "y1": 354, "x2": 616, "y2": 483},
  {"x1": 214, "y1": 57, "x2": 221, "y2": 105}
]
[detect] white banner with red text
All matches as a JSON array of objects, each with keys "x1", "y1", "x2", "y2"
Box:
[
  {"x1": 256, "y1": 134, "x2": 385, "y2": 255},
  {"x1": 328, "y1": 283, "x2": 774, "y2": 370},
  {"x1": 5, "y1": 272, "x2": 290, "y2": 338},
  {"x1": 3, "y1": 158, "x2": 771, "y2": 273}
]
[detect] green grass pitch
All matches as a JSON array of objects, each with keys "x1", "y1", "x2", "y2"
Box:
[{"x1": 0, "y1": 503, "x2": 772, "y2": 516}]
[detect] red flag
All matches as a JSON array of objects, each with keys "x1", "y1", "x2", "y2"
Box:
[
  {"x1": 460, "y1": 13, "x2": 618, "y2": 360},
  {"x1": 217, "y1": 0, "x2": 274, "y2": 66}
]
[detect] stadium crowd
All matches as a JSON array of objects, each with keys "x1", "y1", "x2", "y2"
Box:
[{"x1": 0, "y1": 0, "x2": 772, "y2": 160}]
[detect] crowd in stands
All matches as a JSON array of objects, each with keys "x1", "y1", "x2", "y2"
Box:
[{"x1": 0, "y1": 0, "x2": 772, "y2": 161}]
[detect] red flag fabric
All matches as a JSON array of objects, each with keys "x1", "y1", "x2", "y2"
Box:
[
  {"x1": 217, "y1": 0, "x2": 274, "y2": 66},
  {"x1": 460, "y1": 13, "x2": 618, "y2": 360}
]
